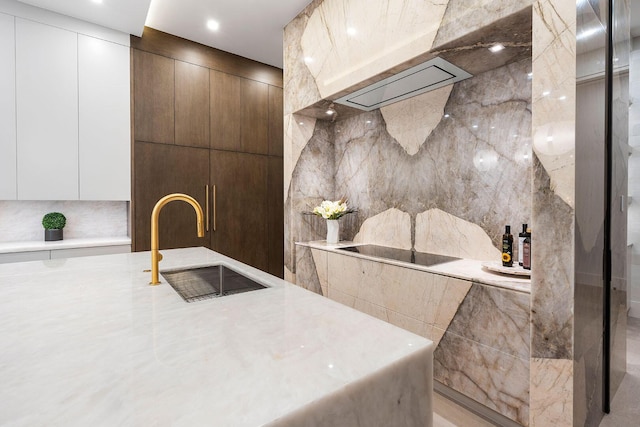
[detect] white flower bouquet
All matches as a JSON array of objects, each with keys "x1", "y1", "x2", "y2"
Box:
[{"x1": 312, "y1": 199, "x2": 354, "y2": 220}]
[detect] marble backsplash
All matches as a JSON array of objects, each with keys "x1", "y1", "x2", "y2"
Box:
[
  {"x1": 286, "y1": 58, "x2": 532, "y2": 275},
  {"x1": 0, "y1": 201, "x2": 129, "y2": 242}
]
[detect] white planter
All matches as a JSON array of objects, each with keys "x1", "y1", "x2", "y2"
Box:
[{"x1": 326, "y1": 220, "x2": 339, "y2": 244}]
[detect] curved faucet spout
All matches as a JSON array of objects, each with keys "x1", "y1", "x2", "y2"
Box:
[{"x1": 150, "y1": 193, "x2": 205, "y2": 285}]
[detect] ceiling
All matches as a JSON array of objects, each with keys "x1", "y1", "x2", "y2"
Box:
[
  {"x1": 16, "y1": 0, "x2": 310, "y2": 68},
  {"x1": 14, "y1": 0, "x2": 640, "y2": 69}
]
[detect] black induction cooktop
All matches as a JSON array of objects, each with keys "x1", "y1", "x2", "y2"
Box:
[{"x1": 338, "y1": 244, "x2": 460, "y2": 267}]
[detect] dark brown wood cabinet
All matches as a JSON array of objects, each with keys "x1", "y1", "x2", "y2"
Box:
[
  {"x1": 239, "y1": 79, "x2": 269, "y2": 154},
  {"x1": 210, "y1": 70, "x2": 240, "y2": 151},
  {"x1": 133, "y1": 142, "x2": 209, "y2": 251},
  {"x1": 175, "y1": 61, "x2": 209, "y2": 148},
  {"x1": 268, "y1": 86, "x2": 284, "y2": 157},
  {"x1": 267, "y1": 156, "x2": 284, "y2": 277},
  {"x1": 133, "y1": 51, "x2": 174, "y2": 144},
  {"x1": 131, "y1": 28, "x2": 284, "y2": 278},
  {"x1": 210, "y1": 151, "x2": 268, "y2": 271}
]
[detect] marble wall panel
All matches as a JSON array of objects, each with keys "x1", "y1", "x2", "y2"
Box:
[
  {"x1": 415, "y1": 209, "x2": 501, "y2": 261},
  {"x1": 286, "y1": 120, "x2": 334, "y2": 274},
  {"x1": 0, "y1": 201, "x2": 129, "y2": 242},
  {"x1": 380, "y1": 86, "x2": 453, "y2": 156},
  {"x1": 530, "y1": 0, "x2": 576, "y2": 424},
  {"x1": 283, "y1": 1, "x2": 323, "y2": 115},
  {"x1": 352, "y1": 208, "x2": 412, "y2": 250},
  {"x1": 310, "y1": 248, "x2": 329, "y2": 296},
  {"x1": 294, "y1": 245, "x2": 323, "y2": 295},
  {"x1": 531, "y1": 159, "x2": 574, "y2": 359},
  {"x1": 434, "y1": 331, "x2": 530, "y2": 426},
  {"x1": 325, "y1": 252, "x2": 472, "y2": 340},
  {"x1": 433, "y1": 0, "x2": 532, "y2": 48},
  {"x1": 446, "y1": 282, "x2": 530, "y2": 359},
  {"x1": 530, "y1": 358, "x2": 573, "y2": 427},
  {"x1": 331, "y1": 59, "x2": 532, "y2": 251},
  {"x1": 300, "y1": 0, "x2": 449, "y2": 100}
]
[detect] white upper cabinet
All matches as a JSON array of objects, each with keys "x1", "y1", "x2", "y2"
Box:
[
  {"x1": 16, "y1": 18, "x2": 79, "y2": 200},
  {"x1": 78, "y1": 35, "x2": 131, "y2": 200},
  {"x1": 3, "y1": 13, "x2": 131, "y2": 202},
  {"x1": 0, "y1": 13, "x2": 16, "y2": 200}
]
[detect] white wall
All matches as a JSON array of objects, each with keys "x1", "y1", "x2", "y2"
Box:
[{"x1": 627, "y1": 37, "x2": 640, "y2": 317}]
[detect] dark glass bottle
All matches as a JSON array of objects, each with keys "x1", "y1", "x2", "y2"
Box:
[
  {"x1": 523, "y1": 228, "x2": 531, "y2": 270},
  {"x1": 502, "y1": 225, "x2": 513, "y2": 267},
  {"x1": 518, "y1": 223, "x2": 528, "y2": 266}
]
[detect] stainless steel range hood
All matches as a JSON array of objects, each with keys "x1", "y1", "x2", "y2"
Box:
[{"x1": 334, "y1": 57, "x2": 472, "y2": 111}]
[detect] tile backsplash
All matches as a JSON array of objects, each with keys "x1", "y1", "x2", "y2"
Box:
[{"x1": 0, "y1": 201, "x2": 129, "y2": 242}]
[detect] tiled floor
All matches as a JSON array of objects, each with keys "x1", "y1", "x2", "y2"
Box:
[{"x1": 599, "y1": 316, "x2": 640, "y2": 427}]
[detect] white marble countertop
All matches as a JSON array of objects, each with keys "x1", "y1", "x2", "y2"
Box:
[
  {"x1": 297, "y1": 241, "x2": 531, "y2": 294},
  {"x1": 0, "y1": 236, "x2": 131, "y2": 254},
  {"x1": 0, "y1": 247, "x2": 433, "y2": 426}
]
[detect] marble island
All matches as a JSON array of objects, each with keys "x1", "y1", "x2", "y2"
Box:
[{"x1": 0, "y1": 247, "x2": 433, "y2": 426}]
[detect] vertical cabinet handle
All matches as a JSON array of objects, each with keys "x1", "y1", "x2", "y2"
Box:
[
  {"x1": 213, "y1": 184, "x2": 217, "y2": 232},
  {"x1": 205, "y1": 185, "x2": 210, "y2": 232}
]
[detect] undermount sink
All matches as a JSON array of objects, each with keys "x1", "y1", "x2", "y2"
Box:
[{"x1": 161, "y1": 265, "x2": 267, "y2": 303}]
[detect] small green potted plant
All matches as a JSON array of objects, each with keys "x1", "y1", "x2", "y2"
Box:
[{"x1": 42, "y1": 212, "x2": 66, "y2": 241}]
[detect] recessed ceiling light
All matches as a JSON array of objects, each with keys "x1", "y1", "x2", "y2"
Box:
[
  {"x1": 304, "y1": 57, "x2": 314, "y2": 63},
  {"x1": 347, "y1": 27, "x2": 357, "y2": 36},
  {"x1": 326, "y1": 109, "x2": 335, "y2": 115},
  {"x1": 91, "y1": 0, "x2": 103, "y2": 4},
  {"x1": 207, "y1": 19, "x2": 220, "y2": 31},
  {"x1": 489, "y1": 44, "x2": 504, "y2": 53}
]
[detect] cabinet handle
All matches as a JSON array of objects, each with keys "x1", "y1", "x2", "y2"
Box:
[
  {"x1": 213, "y1": 184, "x2": 217, "y2": 232},
  {"x1": 205, "y1": 185, "x2": 210, "y2": 232}
]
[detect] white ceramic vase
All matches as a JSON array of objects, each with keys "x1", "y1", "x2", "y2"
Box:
[{"x1": 326, "y1": 220, "x2": 339, "y2": 244}]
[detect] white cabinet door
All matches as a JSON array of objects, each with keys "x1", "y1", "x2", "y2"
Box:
[
  {"x1": 78, "y1": 35, "x2": 131, "y2": 201},
  {"x1": 16, "y1": 18, "x2": 78, "y2": 200},
  {"x1": 0, "y1": 13, "x2": 16, "y2": 200}
]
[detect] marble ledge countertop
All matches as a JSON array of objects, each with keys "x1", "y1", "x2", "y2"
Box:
[
  {"x1": 297, "y1": 241, "x2": 531, "y2": 294},
  {"x1": 0, "y1": 236, "x2": 131, "y2": 254},
  {"x1": 0, "y1": 247, "x2": 433, "y2": 426}
]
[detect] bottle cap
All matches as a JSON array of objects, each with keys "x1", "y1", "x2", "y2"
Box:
[
  {"x1": 505, "y1": 225, "x2": 511, "y2": 233},
  {"x1": 522, "y1": 224, "x2": 528, "y2": 232}
]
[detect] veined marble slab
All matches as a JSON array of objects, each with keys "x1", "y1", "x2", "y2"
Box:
[
  {"x1": 298, "y1": 241, "x2": 531, "y2": 293},
  {"x1": 0, "y1": 247, "x2": 433, "y2": 427}
]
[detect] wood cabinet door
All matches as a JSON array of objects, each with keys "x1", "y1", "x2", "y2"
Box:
[
  {"x1": 267, "y1": 157, "x2": 284, "y2": 278},
  {"x1": 240, "y1": 78, "x2": 269, "y2": 154},
  {"x1": 268, "y1": 85, "x2": 283, "y2": 157},
  {"x1": 133, "y1": 50, "x2": 174, "y2": 144},
  {"x1": 133, "y1": 142, "x2": 210, "y2": 252},
  {"x1": 175, "y1": 60, "x2": 209, "y2": 148},
  {"x1": 210, "y1": 150, "x2": 268, "y2": 271},
  {"x1": 210, "y1": 70, "x2": 240, "y2": 151}
]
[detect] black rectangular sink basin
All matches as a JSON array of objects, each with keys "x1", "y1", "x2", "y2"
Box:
[
  {"x1": 338, "y1": 245, "x2": 460, "y2": 267},
  {"x1": 161, "y1": 265, "x2": 266, "y2": 303}
]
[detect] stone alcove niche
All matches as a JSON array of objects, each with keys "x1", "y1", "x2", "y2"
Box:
[{"x1": 284, "y1": 1, "x2": 535, "y2": 425}]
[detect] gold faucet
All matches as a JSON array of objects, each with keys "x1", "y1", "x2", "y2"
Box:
[{"x1": 150, "y1": 193, "x2": 205, "y2": 285}]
